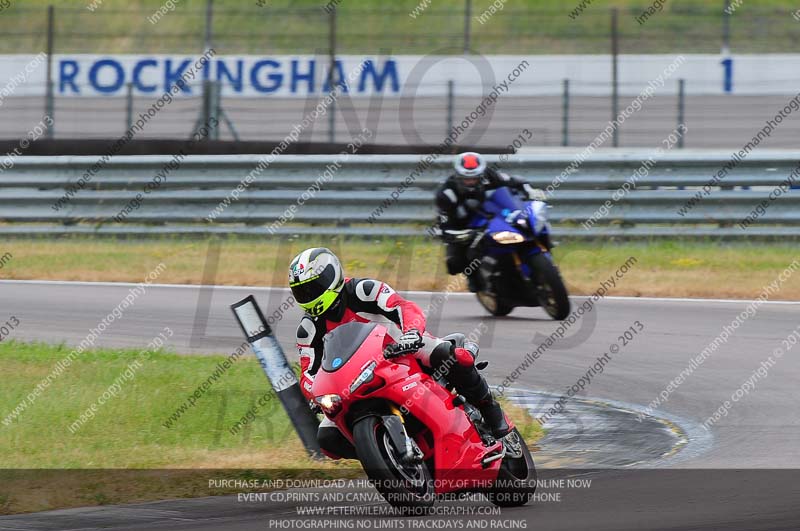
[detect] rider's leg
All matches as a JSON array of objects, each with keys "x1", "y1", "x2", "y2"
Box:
[
  {"x1": 415, "y1": 335, "x2": 510, "y2": 438},
  {"x1": 318, "y1": 417, "x2": 357, "y2": 460},
  {"x1": 445, "y1": 243, "x2": 480, "y2": 293}
]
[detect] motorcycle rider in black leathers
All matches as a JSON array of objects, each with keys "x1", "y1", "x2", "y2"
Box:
[{"x1": 435, "y1": 152, "x2": 546, "y2": 292}]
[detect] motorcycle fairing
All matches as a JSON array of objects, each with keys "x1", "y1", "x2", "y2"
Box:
[
  {"x1": 310, "y1": 323, "x2": 504, "y2": 492},
  {"x1": 321, "y1": 321, "x2": 377, "y2": 372}
]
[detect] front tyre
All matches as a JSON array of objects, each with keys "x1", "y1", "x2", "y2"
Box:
[
  {"x1": 528, "y1": 253, "x2": 570, "y2": 320},
  {"x1": 486, "y1": 428, "x2": 537, "y2": 507},
  {"x1": 476, "y1": 290, "x2": 513, "y2": 317},
  {"x1": 353, "y1": 416, "x2": 434, "y2": 511}
]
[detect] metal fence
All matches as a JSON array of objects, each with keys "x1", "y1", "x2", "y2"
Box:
[
  {"x1": 2, "y1": 2, "x2": 800, "y2": 147},
  {"x1": 0, "y1": 153, "x2": 797, "y2": 239},
  {"x1": 3, "y1": 2, "x2": 798, "y2": 55},
  {"x1": 6, "y1": 86, "x2": 800, "y2": 149}
]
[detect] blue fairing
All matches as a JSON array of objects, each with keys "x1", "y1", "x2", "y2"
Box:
[
  {"x1": 479, "y1": 186, "x2": 526, "y2": 217},
  {"x1": 468, "y1": 186, "x2": 549, "y2": 269}
]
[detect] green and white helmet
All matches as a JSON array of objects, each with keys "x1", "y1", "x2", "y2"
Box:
[{"x1": 288, "y1": 247, "x2": 344, "y2": 317}]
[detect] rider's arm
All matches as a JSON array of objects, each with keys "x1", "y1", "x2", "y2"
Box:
[
  {"x1": 486, "y1": 165, "x2": 527, "y2": 190},
  {"x1": 434, "y1": 180, "x2": 463, "y2": 231},
  {"x1": 350, "y1": 279, "x2": 426, "y2": 334},
  {"x1": 486, "y1": 165, "x2": 546, "y2": 201},
  {"x1": 296, "y1": 316, "x2": 324, "y2": 401}
]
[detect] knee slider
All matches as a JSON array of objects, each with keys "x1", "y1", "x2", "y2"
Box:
[
  {"x1": 430, "y1": 343, "x2": 474, "y2": 374},
  {"x1": 453, "y1": 347, "x2": 475, "y2": 368},
  {"x1": 429, "y1": 342, "x2": 454, "y2": 371}
]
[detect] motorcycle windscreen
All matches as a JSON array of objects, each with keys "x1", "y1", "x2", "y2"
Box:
[
  {"x1": 320, "y1": 321, "x2": 379, "y2": 372},
  {"x1": 482, "y1": 186, "x2": 526, "y2": 216}
]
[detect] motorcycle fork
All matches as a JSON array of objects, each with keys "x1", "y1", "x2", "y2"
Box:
[
  {"x1": 512, "y1": 252, "x2": 530, "y2": 282},
  {"x1": 384, "y1": 407, "x2": 424, "y2": 464},
  {"x1": 512, "y1": 252, "x2": 522, "y2": 271},
  {"x1": 389, "y1": 404, "x2": 405, "y2": 423}
]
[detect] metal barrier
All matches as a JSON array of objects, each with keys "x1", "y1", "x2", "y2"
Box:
[{"x1": 0, "y1": 152, "x2": 797, "y2": 239}]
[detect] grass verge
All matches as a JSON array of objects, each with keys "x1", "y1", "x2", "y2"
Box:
[
  {"x1": 0, "y1": 340, "x2": 543, "y2": 514},
  {"x1": 0, "y1": 237, "x2": 798, "y2": 300}
]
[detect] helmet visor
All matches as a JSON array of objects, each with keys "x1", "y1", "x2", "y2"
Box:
[{"x1": 290, "y1": 263, "x2": 337, "y2": 304}]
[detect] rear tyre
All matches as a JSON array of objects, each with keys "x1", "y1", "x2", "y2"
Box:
[
  {"x1": 486, "y1": 428, "x2": 537, "y2": 507},
  {"x1": 353, "y1": 416, "x2": 434, "y2": 511},
  {"x1": 528, "y1": 253, "x2": 570, "y2": 320},
  {"x1": 476, "y1": 290, "x2": 513, "y2": 317}
]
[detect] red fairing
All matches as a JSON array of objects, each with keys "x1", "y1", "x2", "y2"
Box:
[
  {"x1": 385, "y1": 290, "x2": 427, "y2": 333},
  {"x1": 310, "y1": 323, "x2": 511, "y2": 494}
]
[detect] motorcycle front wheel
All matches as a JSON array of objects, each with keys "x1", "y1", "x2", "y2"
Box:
[
  {"x1": 476, "y1": 290, "x2": 513, "y2": 317},
  {"x1": 528, "y1": 253, "x2": 570, "y2": 320},
  {"x1": 353, "y1": 415, "x2": 435, "y2": 511}
]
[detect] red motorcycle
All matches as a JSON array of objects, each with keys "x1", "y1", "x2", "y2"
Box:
[{"x1": 311, "y1": 321, "x2": 537, "y2": 510}]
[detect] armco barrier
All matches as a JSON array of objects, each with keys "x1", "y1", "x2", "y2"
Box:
[{"x1": 0, "y1": 151, "x2": 798, "y2": 239}]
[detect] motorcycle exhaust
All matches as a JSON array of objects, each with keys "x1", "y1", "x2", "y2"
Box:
[{"x1": 481, "y1": 445, "x2": 506, "y2": 468}]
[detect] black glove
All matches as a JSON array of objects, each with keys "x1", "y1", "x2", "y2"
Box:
[
  {"x1": 484, "y1": 164, "x2": 501, "y2": 181},
  {"x1": 523, "y1": 183, "x2": 547, "y2": 201},
  {"x1": 384, "y1": 329, "x2": 424, "y2": 358}
]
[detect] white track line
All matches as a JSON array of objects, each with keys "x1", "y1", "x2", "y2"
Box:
[{"x1": 1, "y1": 278, "x2": 799, "y2": 305}]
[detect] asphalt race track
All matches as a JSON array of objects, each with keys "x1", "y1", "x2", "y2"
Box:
[{"x1": 2, "y1": 280, "x2": 800, "y2": 530}]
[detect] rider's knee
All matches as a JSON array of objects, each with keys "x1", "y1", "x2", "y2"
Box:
[
  {"x1": 446, "y1": 246, "x2": 468, "y2": 275},
  {"x1": 429, "y1": 342, "x2": 453, "y2": 370},
  {"x1": 445, "y1": 256, "x2": 464, "y2": 275},
  {"x1": 430, "y1": 342, "x2": 474, "y2": 373}
]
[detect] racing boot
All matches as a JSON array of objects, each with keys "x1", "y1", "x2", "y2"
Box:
[{"x1": 460, "y1": 374, "x2": 511, "y2": 439}]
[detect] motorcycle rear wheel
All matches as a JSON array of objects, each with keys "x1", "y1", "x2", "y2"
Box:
[{"x1": 353, "y1": 416, "x2": 435, "y2": 511}]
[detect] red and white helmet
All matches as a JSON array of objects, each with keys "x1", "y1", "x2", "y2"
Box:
[{"x1": 453, "y1": 152, "x2": 487, "y2": 193}]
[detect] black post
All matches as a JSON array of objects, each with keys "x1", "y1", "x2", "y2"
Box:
[
  {"x1": 561, "y1": 79, "x2": 569, "y2": 147},
  {"x1": 212, "y1": 81, "x2": 220, "y2": 139},
  {"x1": 231, "y1": 296, "x2": 321, "y2": 458},
  {"x1": 446, "y1": 79, "x2": 454, "y2": 139},
  {"x1": 677, "y1": 78, "x2": 685, "y2": 148},
  {"x1": 204, "y1": 0, "x2": 214, "y2": 53},
  {"x1": 201, "y1": 79, "x2": 212, "y2": 138},
  {"x1": 611, "y1": 8, "x2": 619, "y2": 147},
  {"x1": 722, "y1": 0, "x2": 731, "y2": 55},
  {"x1": 328, "y1": 6, "x2": 337, "y2": 143},
  {"x1": 125, "y1": 82, "x2": 133, "y2": 131},
  {"x1": 464, "y1": 0, "x2": 472, "y2": 53},
  {"x1": 45, "y1": 5, "x2": 54, "y2": 138}
]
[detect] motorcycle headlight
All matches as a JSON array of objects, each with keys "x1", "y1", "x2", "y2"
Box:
[
  {"x1": 491, "y1": 231, "x2": 525, "y2": 244},
  {"x1": 315, "y1": 394, "x2": 342, "y2": 416},
  {"x1": 349, "y1": 361, "x2": 377, "y2": 394}
]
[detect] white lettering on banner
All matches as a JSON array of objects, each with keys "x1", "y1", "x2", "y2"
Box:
[{"x1": 2, "y1": 53, "x2": 800, "y2": 97}]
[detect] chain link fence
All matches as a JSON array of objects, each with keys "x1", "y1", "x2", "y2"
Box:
[{"x1": 1, "y1": 1, "x2": 800, "y2": 148}]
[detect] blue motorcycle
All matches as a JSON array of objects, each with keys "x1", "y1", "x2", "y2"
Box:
[{"x1": 444, "y1": 186, "x2": 570, "y2": 319}]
